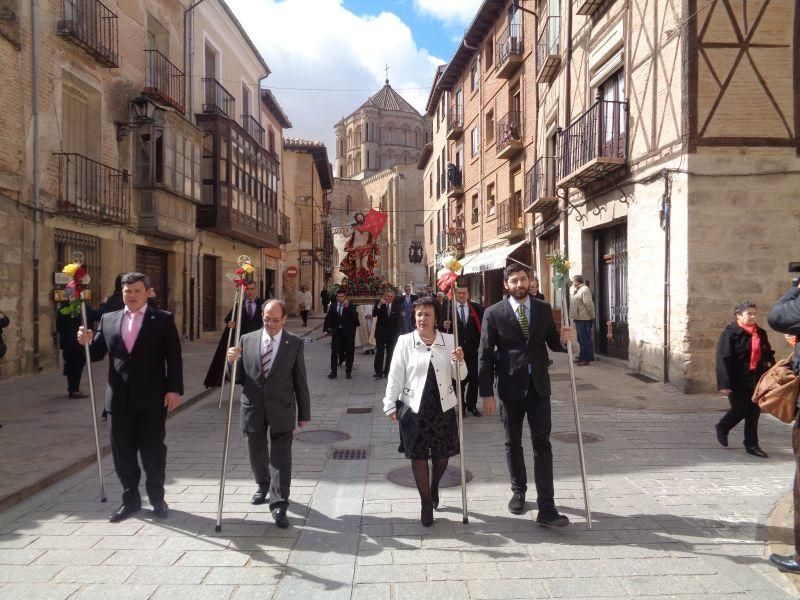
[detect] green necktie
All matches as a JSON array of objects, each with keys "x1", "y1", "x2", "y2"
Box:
[{"x1": 517, "y1": 304, "x2": 529, "y2": 339}]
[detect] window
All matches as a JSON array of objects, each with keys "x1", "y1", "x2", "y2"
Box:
[
  {"x1": 268, "y1": 129, "x2": 275, "y2": 154},
  {"x1": 366, "y1": 150, "x2": 370, "y2": 170},
  {"x1": 487, "y1": 183, "x2": 495, "y2": 216},
  {"x1": 345, "y1": 195, "x2": 352, "y2": 213},
  {"x1": 134, "y1": 125, "x2": 201, "y2": 201},
  {"x1": 429, "y1": 219, "x2": 433, "y2": 243},
  {"x1": 471, "y1": 193, "x2": 479, "y2": 224},
  {"x1": 485, "y1": 38, "x2": 494, "y2": 69},
  {"x1": 429, "y1": 173, "x2": 433, "y2": 197},
  {"x1": 436, "y1": 157, "x2": 441, "y2": 196},
  {"x1": 470, "y1": 127, "x2": 480, "y2": 157},
  {"x1": 470, "y1": 60, "x2": 479, "y2": 92},
  {"x1": 242, "y1": 84, "x2": 250, "y2": 116},
  {"x1": 339, "y1": 165, "x2": 344, "y2": 177},
  {"x1": 486, "y1": 110, "x2": 495, "y2": 143}
]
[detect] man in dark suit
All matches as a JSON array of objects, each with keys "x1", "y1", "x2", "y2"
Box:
[
  {"x1": 203, "y1": 281, "x2": 263, "y2": 388},
  {"x1": 227, "y1": 299, "x2": 310, "y2": 528},
  {"x1": 78, "y1": 272, "x2": 183, "y2": 522},
  {"x1": 399, "y1": 285, "x2": 417, "y2": 334},
  {"x1": 372, "y1": 290, "x2": 400, "y2": 378},
  {"x1": 323, "y1": 289, "x2": 360, "y2": 379},
  {"x1": 443, "y1": 285, "x2": 484, "y2": 417},
  {"x1": 478, "y1": 263, "x2": 575, "y2": 527}
]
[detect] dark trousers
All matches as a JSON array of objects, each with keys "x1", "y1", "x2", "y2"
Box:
[
  {"x1": 109, "y1": 406, "x2": 167, "y2": 507},
  {"x1": 460, "y1": 351, "x2": 479, "y2": 411},
  {"x1": 575, "y1": 320, "x2": 594, "y2": 362},
  {"x1": 62, "y1": 349, "x2": 86, "y2": 393},
  {"x1": 792, "y1": 416, "x2": 800, "y2": 558},
  {"x1": 245, "y1": 427, "x2": 293, "y2": 510},
  {"x1": 374, "y1": 336, "x2": 397, "y2": 375},
  {"x1": 501, "y1": 377, "x2": 555, "y2": 511},
  {"x1": 300, "y1": 310, "x2": 309, "y2": 326},
  {"x1": 331, "y1": 333, "x2": 354, "y2": 374},
  {"x1": 717, "y1": 385, "x2": 760, "y2": 447}
]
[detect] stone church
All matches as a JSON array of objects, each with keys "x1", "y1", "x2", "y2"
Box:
[{"x1": 329, "y1": 81, "x2": 431, "y2": 290}]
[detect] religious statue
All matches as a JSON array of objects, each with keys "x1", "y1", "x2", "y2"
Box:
[{"x1": 339, "y1": 212, "x2": 379, "y2": 278}]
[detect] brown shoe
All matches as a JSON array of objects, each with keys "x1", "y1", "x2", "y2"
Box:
[
  {"x1": 577, "y1": 361, "x2": 590, "y2": 366},
  {"x1": 69, "y1": 391, "x2": 89, "y2": 399}
]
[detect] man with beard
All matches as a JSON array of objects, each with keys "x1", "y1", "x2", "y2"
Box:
[{"x1": 478, "y1": 263, "x2": 576, "y2": 527}]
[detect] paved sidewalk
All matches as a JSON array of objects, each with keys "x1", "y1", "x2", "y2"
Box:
[{"x1": 0, "y1": 335, "x2": 798, "y2": 598}]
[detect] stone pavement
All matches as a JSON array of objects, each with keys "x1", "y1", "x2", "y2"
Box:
[{"x1": 0, "y1": 332, "x2": 799, "y2": 599}]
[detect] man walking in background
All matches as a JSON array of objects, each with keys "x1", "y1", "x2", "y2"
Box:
[
  {"x1": 443, "y1": 285, "x2": 484, "y2": 417},
  {"x1": 372, "y1": 290, "x2": 399, "y2": 378},
  {"x1": 570, "y1": 275, "x2": 595, "y2": 366},
  {"x1": 323, "y1": 289, "x2": 360, "y2": 379}
]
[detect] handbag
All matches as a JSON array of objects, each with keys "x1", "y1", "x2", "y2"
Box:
[{"x1": 752, "y1": 353, "x2": 800, "y2": 424}]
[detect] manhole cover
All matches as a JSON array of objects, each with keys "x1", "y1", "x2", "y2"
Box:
[
  {"x1": 331, "y1": 448, "x2": 368, "y2": 460},
  {"x1": 627, "y1": 372, "x2": 659, "y2": 384},
  {"x1": 387, "y1": 465, "x2": 473, "y2": 488},
  {"x1": 295, "y1": 430, "x2": 351, "y2": 444},
  {"x1": 552, "y1": 431, "x2": 604, "y2": 444},
  {"x1": 550, "y1": 373, "x2": 570, "y2": 381},
  {"x1": 346, "y1": 407, "x2": 373, "y2": 414}
]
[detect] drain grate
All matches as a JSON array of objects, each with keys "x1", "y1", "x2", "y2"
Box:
[
  {"x1": 330, "y1": 448, "x2": 368, "y2": 460},
  {"x1": 627, "y1": 372, "x2": 659, "y2": 384},
  {"x1": 346, "y1": 407, "x2": 373, "y2": 414},
  {"x1": 575, "y1": 383, "x2": 598, "y2": 391},
  {"x1": 552, "y1": 431, "x2": 604, "y2": 444}
]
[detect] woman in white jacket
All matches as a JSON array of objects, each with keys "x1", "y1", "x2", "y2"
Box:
[{"x1": 383, "y1": 297, "x2": 466, "y2": 526}]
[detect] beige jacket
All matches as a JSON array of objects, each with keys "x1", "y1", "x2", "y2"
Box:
[{"x1": 570, "y1": 285, "x2": 595, "y2": 321}]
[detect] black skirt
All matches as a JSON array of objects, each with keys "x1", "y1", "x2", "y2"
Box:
[{"x1": 398, "y1": 362, "x2": 460, "y2": 460}]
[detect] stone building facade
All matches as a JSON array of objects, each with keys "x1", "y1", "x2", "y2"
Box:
[
  {"x1": 0, "y1": 0, "x2": 290, "y2": 377},
  {"x1": 421, "y1": 0, "x2": 800, "y2": 392}
]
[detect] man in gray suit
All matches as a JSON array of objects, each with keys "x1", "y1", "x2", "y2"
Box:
[{"x1": 227, "y1": 299, "x2": 310, "y2": 528}]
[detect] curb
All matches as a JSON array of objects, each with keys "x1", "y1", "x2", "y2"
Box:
[
  {"x1": 765, "y1": 490, "x2": 800, "y2": 594},
  {"x1": 0, "y1": 386, "x2": 215, "y2": 513}
]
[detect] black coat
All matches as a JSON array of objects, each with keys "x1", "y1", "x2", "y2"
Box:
[
  {"x1": 57, "y1": 306, "x2": 100, "y2": 354},
  {"x1": 324, "y1": 301, "x2": 360, "y2": 342},
  {"x1": 478, "y1": 296, "x2": 565, "y2": 401},
  {"x1": 768, "y1": 287, "x2": 800, "y2": 375},
  {"x1": 445, "y1": 300, "x2": 484, "y2": 354},
  {"x1": 203, "y1": 298, "x2": 264, "y2": 387},
  {"x1": 372, "y1": 299, "x2": 401, "y2": 342},
  {"x1": 716, "y1": 322, "x2": 774, "y2": 397},
  {"x1": 89, "y1": 306, "x2": 184, "y2": 412}
]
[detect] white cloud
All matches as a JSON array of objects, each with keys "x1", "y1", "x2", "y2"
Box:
[
  {"x1": 412, "y1": 0, "x2": 484, "y2": 25},
  {"x1": 224, "y1": 0, "x2": 444, "y2": 156}
]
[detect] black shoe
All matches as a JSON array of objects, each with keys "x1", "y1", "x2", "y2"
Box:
[
  {"x1": 152, "y1": 500, "x2": 169, "y2": 519},
  {"x1": 421, "y1": 502, "x2": 433, "y2": 527},
  {"x1": 109, "y1": 504, "x2": 140, "y2": 523},
  {"x1": 251, "y1": 488, "x2": 268, "y2": 505},
  {"x1": 462, "y1": 407, "x2": 467, "y2": 417},
  {"x1": 715, "y1": 424, "x2": 728, "y2": 447},
  {"x1": 508, "y1": 492, "x2": 525, "y2": 515},
  {"x1": 470, "y1": 408, "x2": 482, "y2": 417},
  {"x1": 432, "y1": 492, "x2": 439, "y2": 510},
  {"x1": 769, "y1": 554, "x2": 800, "y2": 573},
  {"x1": 272, "y1": 508, "x2": 289, "y2": 529},
  {"x1": 346, "y1": 373, "x2": 352, "y2": 379},
  {"x1": 536, "y1": 509, "x2": 570, "y2": 528},
  {"x1": 746, "y1": 445, "x2": 768, "y2": 458},
  {"x1": 373, "y1": 373, "x2": 383, "y2": 378},
  {"x1": 327, "y1": 372, "x2": 337, "y2": 379}
]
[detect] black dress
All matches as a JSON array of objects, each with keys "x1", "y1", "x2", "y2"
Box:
[{"x1": 398, "y1": 362, "x2": 460, "y2": 460}]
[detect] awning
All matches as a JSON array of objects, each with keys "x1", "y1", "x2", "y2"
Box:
[{"x1": 460, "y1": 240, "x2": 528, "y2": 275}]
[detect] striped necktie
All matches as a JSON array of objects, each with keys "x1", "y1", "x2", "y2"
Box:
[
  {"x1": 517, "y1": 304, "x2": 529, "y2": 340},
  {"x1": 261, "y1": 338, "x2": 273, "y2": 376}
]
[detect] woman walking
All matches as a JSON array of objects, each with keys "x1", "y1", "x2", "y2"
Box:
[
  {"x1": 715, "y1": 300, "x2": 775, "y2": 457},
  {"x1": 383, "y1": 297, "x2": 465, "y2": 526}
]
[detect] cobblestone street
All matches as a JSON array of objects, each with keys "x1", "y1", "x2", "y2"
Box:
[{"x1": 1, "y1": 327, "x2": 798, "y2": 599}]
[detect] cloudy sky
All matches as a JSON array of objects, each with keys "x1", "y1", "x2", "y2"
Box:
[{"x1": 226, "y1": 0, "x2": 483, "y2": 155}]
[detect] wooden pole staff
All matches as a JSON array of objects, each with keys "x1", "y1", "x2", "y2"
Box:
[
  {"x1": 218, "y1": 286, "x2": 241, "y2": 409},
  {"x1": 81, "y1": 300, "x2": 106, "y2": 503},
  {"x1": 450, "y1": 280, "x2": 469, "y2": 524}
]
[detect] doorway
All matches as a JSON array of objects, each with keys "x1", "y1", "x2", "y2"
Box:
[
  {"x1": 135, "y1": 247, "x2": 169, "y2": 310},
  {"x1": 594, "y1": 223, "x2": 628, "y2": 359},
  {"x1": 202, "y1": 255, "x2": 218, "y2": 331}
]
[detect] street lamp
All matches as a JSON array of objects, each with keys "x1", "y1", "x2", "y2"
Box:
[{"x1": 116, "y1": 95, "x2": 161, "y2": 141}]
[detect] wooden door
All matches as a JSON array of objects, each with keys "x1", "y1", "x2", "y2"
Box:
[
  {"x1": 135, "y1": 247, "x2": 169, "y2": 310},
  {"x1": 594, "y1": 224, "x2": 628, "y2": 359},
  {"x1": 202, "y1": 255, "x2": 217, "y2": 331}
]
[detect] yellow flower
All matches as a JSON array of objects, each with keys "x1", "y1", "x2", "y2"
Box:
[
  {"x1": 564, "y1": 260, "x2": 570, "y2": 268},
  {"x1": 62, "y1": 263, "x2": 80, "y2": 276},
  {"x1": 242, "y1": 263, "x2": 255, "y2": 274}
]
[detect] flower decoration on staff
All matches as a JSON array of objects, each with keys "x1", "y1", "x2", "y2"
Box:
[
  {"x1": 60, "y1": 257, "x2": 89, "y2": 316},
  {"x1": 227, "y1": 255, "x2": 254, "y2": 287},
  {"x1": 546, "y1": 250, "x2": 571, "y2": 290},
  {"x1": 436, "y1": 253, "x2": 463, "y2": 298}
]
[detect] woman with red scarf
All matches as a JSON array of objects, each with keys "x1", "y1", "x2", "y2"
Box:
[{"x1": 715, "y1": 300, "x2": 775, "y2": 457}]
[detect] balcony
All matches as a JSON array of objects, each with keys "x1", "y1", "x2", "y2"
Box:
[
  {"x1": 496, "y1": 23, "x2": 523, "y2": 78},
  {"x1": 496, "y1": 111, "x2": 524, "y2": 159},
  {"x1": 536, "y1": 16, "x2": 561, "y2": 84},
  {"x1": 56, "y1": 0, "x2": 118, "y2": 67},
  {"x1": 55, "y1": 153, "x2": 129, "y2": 225},
  {"x1": 144, "y1": 50, "x2": 185, "y2": 113},
  {"x1": 278, "y1": 211, "x2": 290, "y2": 243},
  {"x1": 496, "y1": 196, "x2": 524, "y2": 239},
  {"x1": 242, "y1": 114, "x2": 265, "y2": 146},
  {"x1": 575, "y1": 0, "x2": 608, "y2": 17},
  {"x1": 446, "y1": 106, "x2": 463, "y2": 140},
  {"x1": 137, "y1": 189, "x2": 195, "y2": 240},
  {"x1": 446, "y1": 165, "x2": 464, "y2": 199},
  {"x1": 556, "y1": 99, "x2": 628, "y2": 189},
  {"x1": 202, "y1": 78, "x2": 235, "y2": 118},
  {"x1": 524, "y1": 157, "x2": 559, "y2": 213}
]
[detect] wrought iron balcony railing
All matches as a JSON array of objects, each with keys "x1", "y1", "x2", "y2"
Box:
[
  {"x1": 242, "y1": 115, "x2": 265, "y2": 146},
  {"x1": 447, "y1": 105, "x2": 463, "y2": 139},
  {"x1": 525, "y1": 156, "x2": 559, "y2": 212},
  {"x1": 144, "y1": 50, "x2": 185, "y2": 113},
  {"x1": 536, "y1": 16, "x2": 561, "y2": 84},
  {"x1": 56, "y1": 0, "x2": 118, "y2": 67},
  {"x1": 497, "y1": 196, "x2": 523, "y2": 236},
  {"x1": 556, "y1": 99, "x2": 628, "y2": 188},
  {"x1": 202, "y1": 78, "x2": 235, "y2": 118},
  {"x1": 446, "y1": 165, "x2": 463, "y2": 197},
  {"x1": 278, "y1": 211, "x2": 290, "y2": 243},
  {"x1": 496, "y1": 23, "x2": 523, "y2": 77},
  {"x1": 496, "y1": 111, "x2": 523, "y2": 158},
  {"x1": 55, "y1": 153, "x2": 129, "y2": 225}
]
